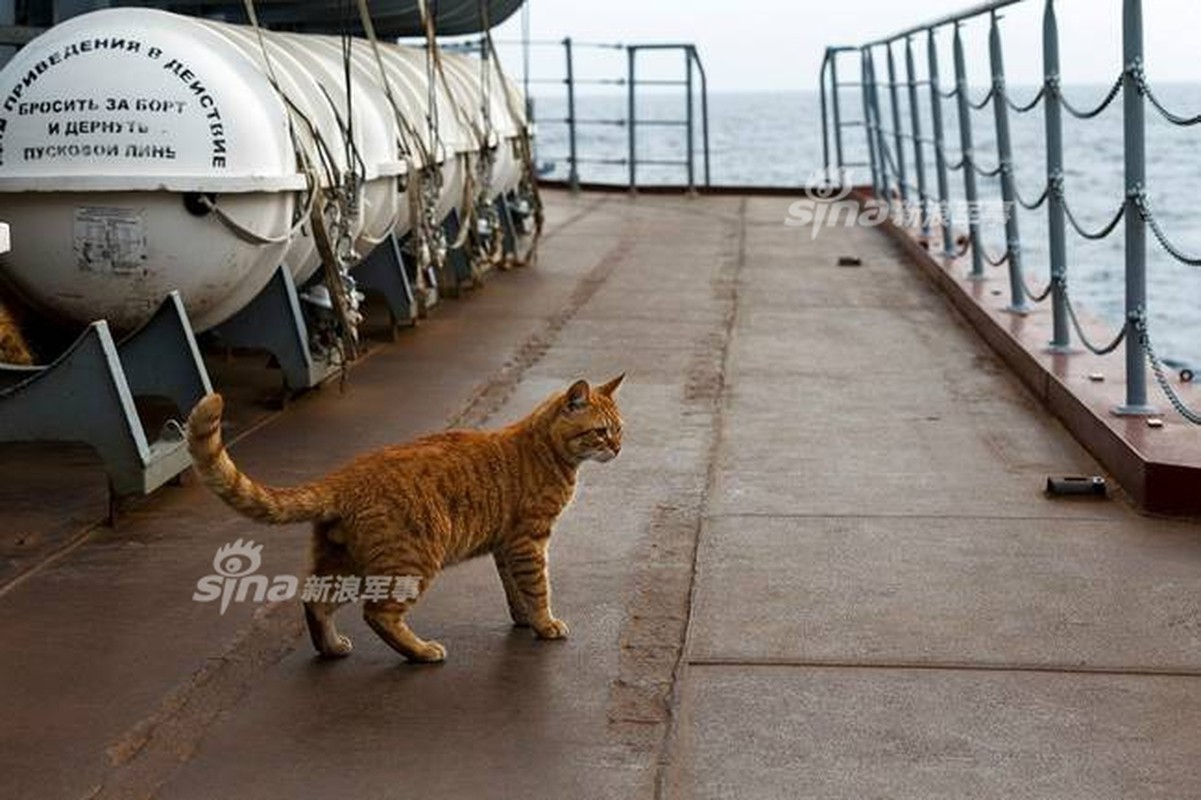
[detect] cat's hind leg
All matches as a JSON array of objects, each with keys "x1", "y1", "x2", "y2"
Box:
[
  {"x1": 304, "y1": 525, "x2": 357, "y2": 659},
  {"x1": 354, "y1": 516, "x2": 447, "y2": 663},
  {"x1": 363, "y1": 584, "x2": 446, "y2": 664}
]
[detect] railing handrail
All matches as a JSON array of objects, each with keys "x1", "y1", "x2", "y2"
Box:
[
  {"x1": 819, "y1": 0, "x2": 1201, "y2": 424},
  {"x1": 865, "y1": 0, "x2": 1025, "y2": 46}
]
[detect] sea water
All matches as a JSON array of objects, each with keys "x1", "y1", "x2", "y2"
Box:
[{"x1": 531, "y1": 86, "x2": 1201, "y2": 369}]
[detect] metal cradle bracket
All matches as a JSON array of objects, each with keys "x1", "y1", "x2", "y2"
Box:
[
  {"x1": 497, "y1": 193, "x2": 519, "y2": 261},
  {"x1": 209, "y1": 265, "x2": 340, "y2": 393},
  {"x1": 440, "y1": 208, "x2": 476, "y2": 296},
  {"x1": 355, "y1": 232, "x2": 419, "y2": 334},
  {"x1": 0, "y1": 291, "x2": 212, "y2": 496},
  {"x1": 395, "y1": 232, "x2": 440, "y2": 316}
]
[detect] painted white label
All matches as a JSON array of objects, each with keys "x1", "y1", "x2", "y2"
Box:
[
  {"x1": 74, "y1": 206, "x2": 147, "y2": 274},
  {"x1": 0, "y1": 35, "x2": 230, "y2": 173}
]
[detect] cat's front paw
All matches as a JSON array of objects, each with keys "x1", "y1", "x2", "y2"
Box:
[
  {"x1": 534, "y1": 618, "x2": 570, "y2": 640},
  {"x1": 409, "y1": 640, "x2": 448, "y2": 663}
]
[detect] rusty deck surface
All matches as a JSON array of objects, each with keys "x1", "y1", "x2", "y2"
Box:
[{"x1": 2, "y1": 191, "x2": 1200, "y2": 799}]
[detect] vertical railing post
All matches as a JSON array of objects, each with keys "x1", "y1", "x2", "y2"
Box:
[
  {"x1": 563, "y1": 37, "x2": 579, "y2": 191},
  {"x1": 861, "y1": 49, "x2": 881, "y2": 195},
  {"x1": 989, "y1": 11, "x2": 1029, "y2": 313},
  {"x1": 696, "y1": 49, "x2": 711, "y2": 186},
  {"x1": 867, "y1": 49, "x2": 892, "y2": 204},
  {"x1": 1043, "y1": 0, "x2": 1071, "y2": 350},
  {"x1": 905, "y1": 36, "x2": 929, "y2": 235},
  {"x1": 928, "y1": 29, "x2": 954, "y2": 255},
  {"x1": 627, "y1": 46, "x2": 637, "y2": 191},
  {"x1": 829, "y1": 51, "x2": 845, "y2": 182},
  {"x1": 953, "y1": 22, "x2": 985, "y2": 279},
  {"x1": 821, "y1": 51, "x2": 832, "y2": 178},
  {"x1": 886, "y1": 41, "x2": 909, "y2": 207},
  {"x1": 1118, "y1": 0, "x2": 1155, "y2": 414},
  {"x1": 685, "y1": 47, "x2": 695, "y2": 191}
]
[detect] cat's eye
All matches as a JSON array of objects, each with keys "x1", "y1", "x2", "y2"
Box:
[{"x1": 592, "y1": 426, "x2": 609, "y2": 436}]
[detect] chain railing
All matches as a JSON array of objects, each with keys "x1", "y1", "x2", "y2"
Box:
[{"x1": 820, "y1": 0, "x2": 1201, "y2": 422}]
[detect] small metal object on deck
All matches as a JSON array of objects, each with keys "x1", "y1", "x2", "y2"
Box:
[
  {"x1": 1088, "y1": 372, "x2": 1106, "y2": 382},
  {"x1": 1180, "y1": 368, "x2": 1195, "y2": 384},
  {"x1": 837, "y1": 256, "x2": 863, "y2": 267},
  {"x1": 1147, "y1": 417, "x2": 1165, "y2": 429},
  {"x1": 1046, "y1": 476, "x2": 1108, "y2": 498}
]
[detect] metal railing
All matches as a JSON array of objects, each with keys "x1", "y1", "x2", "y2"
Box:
[
  {"x1": 820, "y1": 0, "x2": 1201, "y2": 423},
  {"x1": 492, "y1": 37, "x2": 711, "y2": 191}
]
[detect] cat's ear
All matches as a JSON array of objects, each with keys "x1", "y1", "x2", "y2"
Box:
[
  {"x1": 565, "y1": 379, "x2": 590, "y2": 412},
  {"x1": 598, "y1": 373, "x2": 626, "y2": 397}
]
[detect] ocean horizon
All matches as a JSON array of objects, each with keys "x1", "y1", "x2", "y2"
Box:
[{"x1": 530, "y1": 84, "x2": 1201, "y2": 370}]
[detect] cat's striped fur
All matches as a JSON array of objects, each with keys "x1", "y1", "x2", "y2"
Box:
[
  {"x1": 0, "y1": 298, "x2": 33, "y2": 366},
  {"x1": 186, "y1": 375, "x2": 624, "y2": 662}
]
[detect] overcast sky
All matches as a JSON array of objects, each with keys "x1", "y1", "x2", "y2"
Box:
[{"x1": 487, "y1": 0, "x2": 1201, "y2": 93}]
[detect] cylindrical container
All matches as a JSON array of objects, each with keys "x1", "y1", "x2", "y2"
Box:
[{"x1": 0, "y1": 7, "x2": 525, "y2": 333}]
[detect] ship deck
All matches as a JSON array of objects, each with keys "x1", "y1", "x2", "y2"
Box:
[{"x1": 3, "y1": 189, "x2": 1201, "y2": 799}]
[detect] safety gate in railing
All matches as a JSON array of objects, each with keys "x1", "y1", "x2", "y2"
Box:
[{"x1": 485, "y1": 37, "x2": 711, "y2": 191}]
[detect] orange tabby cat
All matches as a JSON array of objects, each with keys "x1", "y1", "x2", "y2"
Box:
[
  {"x1": 0, "y1": 298, "x2": 33, "y2": 365},
  {"x1": 187, "y1": 375, "x2": 624, "y2": 663}
]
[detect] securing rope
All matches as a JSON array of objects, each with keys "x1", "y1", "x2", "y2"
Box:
[
  {"x1": 479, "y1": 4, "x2": 544, "y2": 265},
  {"x1": 242, "y1": 0, "x2": 361, "y2": 361},
  {"x1": 199, "y1": 189, "x2": 315, "y2": 246},
  {"x1": 468, "y1": 1, "x2": 505, "y2": 274},
  {"x1": 353, "y1": 0, "x2": 430, "y2": 165},
  {"x1": 419, "y1": 0, "x2": 487, "y2": 149},
  {"x1": 418, "y1": 0, "x2": 492, "y2": 286}
]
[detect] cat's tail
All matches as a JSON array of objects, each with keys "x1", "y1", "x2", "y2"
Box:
[{"x1": 187, "y1": 393, "x2": 335, "y2": 525}]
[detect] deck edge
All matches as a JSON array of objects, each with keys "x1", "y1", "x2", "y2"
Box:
[{"x1": 860, "y1": 188, "x2": 1200, "y2": 517}]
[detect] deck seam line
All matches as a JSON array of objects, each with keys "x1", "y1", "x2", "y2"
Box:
[
  {"x1": 706, "y1": 511, "x2": 1125, "y2": 524},
  {"x1": 685, "y1": 657, "x2": 1201, "y2": 679},
  {"x1": 654, "y1": 197, "x2": 748, "y2": 800},
  {"x1": 538, "y1": 195, "x2": 611, "y2": 245},
  {"x1": 0, "y1": 521, "x2": 102, "y2": 600}
]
